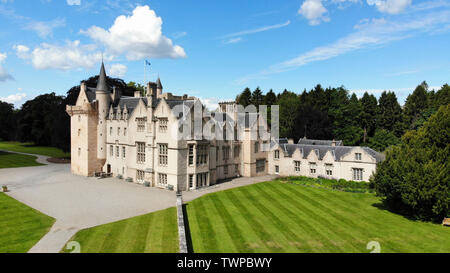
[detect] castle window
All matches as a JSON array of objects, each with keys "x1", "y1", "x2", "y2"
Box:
[
  {"x1": 352, "y1": 168, "x2": 363, "y2": 181},
  {"x1": 136, "y1": 170, "x2": 145, "y2": 182},
  {"x1": 110, "y1": 145, "x2": 113, "y2": 157},
  {"x1": 196, "y1": 173, "x2": 208, "y2": 188},
  {"x1": 158, "y1": 173, "x2": 168, "y2": 186},
  {"x1": 136, "y1": 142, "x2": 145, "y2": 164},
  {"x1": 254, "y1": 142, "x2": 259, "y2": 153},
  {"x1": 196, "y1": 144, "x2": 208, "y2": 165},
  {"x1": 274, "y1": 150, "x2": 280, "y2": 159},
  {"x1": 110, "y1": 127, "x2": 113, "y2": 135},
  {"x1": 122, "y1": 146, "x2": 126, "y2": 159},
  {"x1": 116, "y1": 146, "x2": 119, "y2": 158},
  {"x1": 275, "y1": 165, "x2": 279, "y2": 174},
  {"x1": 256, "y1": 159, "x2": 265, "y2": 173},
  {"x1": 222, "y1": 146, "x2": 230, "y2": 161},
  {"x1": 326, "y1": 170, "x2": 333, "y2": 176},
  {"x1": 117, "y1": 127, "x2": 121, "y2": 136},
  {"x1": 355, "y1": 153, "x2": 362, "y2": 161},
  {"x1": 137, "y1": 118, "x2": 146, "y2": 132},
  {"x1": 78, "y1": 129, "x2": 81, "y2": 136},
  {"x1": 224, "y1": 165, "x2": 228, "y2": 175},
  {"x1": 78, "y1": 148, "x2": 81, "y2": 157},
  {"x1": 124, "y1": 128, "x2": 127, "y2": 136},
  {"x1": 235, "y1": 164, "x2": 239, "y2": 174},
  {"x1": 188, "y1": 145, "x2": 194, "y2": 166},
  {"x1": 159, "y1": 144, "x2": 168, "y2": 166},
  {"x1": 310, "y1": 162, "x2": 317, "y2": 174},
  {"x1": 159, "y1": 118, "x2": 168, "y2": 133},
  {"x1": 294, "y1": 161, "x2": 301, "y2": 172},
  {"x1": 234, "y1": 145, "x2": 240, "y2": 158},
  {"x1": 189, "y1": 174, "x2": 194, "y2": 189}
]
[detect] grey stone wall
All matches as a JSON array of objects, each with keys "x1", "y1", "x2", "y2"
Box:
[{"x1": 176, "y1": 193, "x2": 188, "y2": 253}]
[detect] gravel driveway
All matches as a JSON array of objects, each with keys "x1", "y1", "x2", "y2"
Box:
[{"x1": 0, "y1": 152, "x2": 176, "y2": 253}]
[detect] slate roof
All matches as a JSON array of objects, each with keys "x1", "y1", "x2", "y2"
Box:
[
  {"x1": 96, "y1": 62, "x2": 110, "y2": 92},
  {"x1": 297, "y1": 138, "x2": 343, "y2": 146},
  {"x1": 276, "y1": 143, "x2": 384, "y2": 163}
]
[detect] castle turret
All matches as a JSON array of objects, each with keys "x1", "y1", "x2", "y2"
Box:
[
  {"x1": 156, "y1": 77, "x2": 163, "y2": 98},
  {"x1": 96, "y1": 62, "x2": 111, "y2": 160}
]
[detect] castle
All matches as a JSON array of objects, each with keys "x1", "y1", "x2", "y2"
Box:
[{"x1": 66, "y1": 63, "x2": 382, "y2": 191}]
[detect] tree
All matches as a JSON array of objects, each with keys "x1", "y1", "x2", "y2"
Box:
[
  {"x1": 251, "y1": 87, "x2": 264, "y2": 108},
  {"x1": 377, "y1": 91, "x2": 404, "y2": 137},
  {"x1": 360, "y1": 92, "x2": 378, "y2": 141},
  {"x1": 0, "y1": 101, "x2": 16, "y2": 141},
  {"x1": 264, "y1": 89, "x2": 277, "y2": 106},
  {"x1": 367, "y1": 129, "x2": 400, "y2": 152},
  {"x1": 277, "y1": 90, "x2": 300, "y2": 138},
  {"x1": 236, "y1": 87, "x2": 252, "y2": 107},
  {"x1": 371, "y1": 104, "x2": 450, "y2": 222},
  {"x1": 333, "y1": 93, "x2": 364, "y2": 145},
  {"x1": 403, "y1": 82, "x2": 429, "y2": 130}
]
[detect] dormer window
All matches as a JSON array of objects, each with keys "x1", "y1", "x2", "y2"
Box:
[
  {"x1": 159, "y1": 118, "x2": 168, "y2": 133},
  {"x1": 355, "y1": 153, "x2": 362, "y2": 161}
]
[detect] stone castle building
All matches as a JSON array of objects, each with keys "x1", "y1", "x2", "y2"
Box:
[{"x1": 66, "y1": 63, "x2": 382, "y2": 191}]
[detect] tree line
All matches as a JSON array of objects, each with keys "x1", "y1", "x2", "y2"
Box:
[{"x1": 236, "y1": 82, "x2": 449, "y2": 151}]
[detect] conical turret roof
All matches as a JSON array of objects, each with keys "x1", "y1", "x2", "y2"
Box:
[
  {"x1": 96, "y1": 62, "x2": 109, "y2": 92},
  {"x1": 156, "y1": 77, "x2": 163, "y2": 89}
]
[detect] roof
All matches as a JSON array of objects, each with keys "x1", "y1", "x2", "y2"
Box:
[
  {"x1": 297, "y1": 138, "x2": 343, "y2": 146},
  {"x1": 277, "y1": 143, "x2": 383, "y2": 163},
  {"x1": 96, "y1": 62, "x2": 110, "y2": 93}
]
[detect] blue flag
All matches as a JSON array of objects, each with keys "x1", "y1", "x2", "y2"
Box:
[{"x1": 145, "y1": 60, "x2": 151, "y2": 66}]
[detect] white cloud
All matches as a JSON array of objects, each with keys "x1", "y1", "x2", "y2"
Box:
[
  {"x1": 0, "y1": 52, "x2": 13, "y2": 82},
  {"x1": 172, "y1": 31, "x2": 187, "y2": 39},
  {"x1": 0, "y1": 93, "x2": 26, "y2": 104},
  {"x1": 82, "y1": 5, "x2": 186, "y2": 60},
  {"x1": 236, "y1": 6, "x2": 450, "y2": 84},
  {"x1": 367, "y1": 0, "x2": 412, "y2": 14},
  {"x1": 298, "y1": 0, "x2": 329, "y2": 25},
  {"x1": 108, "y1": 63, "x2": 127, "y2": 78},
  {"x1": 199, "y1": 97, "x2": 233, "y2": 111},
  {"x1": 25, "y1": 18, "x2": 66, "y2": 38},
  {"x1": 224, "y1": 37, "x2": 243, "y2": 44},
  {"x1": 13, "y1": 44, "x2": 30, "y2": 59},
  {"x1": 17, "y1": 40, "x2": 104, "y2": 70},
  {"x1": 67, "y1": 0, "x2": 81, "y2": 5},
  {"x1": 221, "y1": 20, "x2": 291, "y2": 39}
]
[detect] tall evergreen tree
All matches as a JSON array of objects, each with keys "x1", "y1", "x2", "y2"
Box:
[
  {"x1": 251, "y1": 87, "x2": 264, "y2": 108},
  {"x1": 377, "y1": 91, "x2": 404, "y2": 137},
  {"x1": 360, "y1": 92, "x2": 378, "y2": 142},
  {"x1": 403, "y1": 82, "x2": 429, "y2": 129},
  {"x1": 236, "y1": 87, "x2": 252, "y2": 107}
]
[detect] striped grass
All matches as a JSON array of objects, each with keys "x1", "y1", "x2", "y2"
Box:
[
  {"x1": 186, "y1": 181, "x2": 450, "y2": 253},
  {"x1": 0, "y1": 151, "x2": 44, "y2": 169},
  {"x1": 0, "y1": 193, "x2": 55, "y2": 253},
  {"x1": 61, "y1": 207, "x2": 179, "y2": 253}
]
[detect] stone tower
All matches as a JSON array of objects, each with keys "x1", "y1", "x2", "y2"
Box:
[
  {"x1": 156, "y1": 77, "x2": 163, "y2": 98},
  {"x1": 95, "y1": 62, "x2": 111, "y2": 162}
]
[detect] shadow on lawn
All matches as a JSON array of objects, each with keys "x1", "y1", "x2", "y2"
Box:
[{"x1": 182, "y1": 204, "x2": 194, "y2": 253}]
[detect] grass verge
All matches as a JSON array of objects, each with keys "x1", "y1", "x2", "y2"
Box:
[
  {"x1": 0, "y1": 141, "x2": 70, "y2": 158},
  {"x1": 0, "y1": 151, "x2": 44, "y2": 169},
  {"x1": 0, "y1": 193, "x2": 55, "y2": 253},
  {"x1": 61, "y1": 207, "x2": 179, "y2": 253}
]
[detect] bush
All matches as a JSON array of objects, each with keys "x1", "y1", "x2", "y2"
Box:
[
  {"x1": 279, "y1": 176, "x2": 372, "y2": 193},
  {"x1": 371, "y1": 105, "x2": 450, "y2": 222}
]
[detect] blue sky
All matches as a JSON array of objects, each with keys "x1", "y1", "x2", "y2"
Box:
[{"x1": 0, "y1": 0, "x2": 449, "y2": 109}]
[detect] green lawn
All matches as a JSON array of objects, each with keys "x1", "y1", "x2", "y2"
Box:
[
  {"x1": 0, "y1": 193, "x2": 55, "y2": 253},
  {"x1": 186, "y1": 181, "x2": 450, "y2": 253},
  {"x1": 0, "y1": 142, "x2": 70, "y2": 158},
  {"x1": 61, "y1": 207, "x2": 179, "y2": 253},
  {"x1": 0, "y1": 151, "x2": 44, "y2": 169}
]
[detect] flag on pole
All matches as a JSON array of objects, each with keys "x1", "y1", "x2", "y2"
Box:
[{"x1": 145, "y1": 60, "x2": 151, "y2": 66}]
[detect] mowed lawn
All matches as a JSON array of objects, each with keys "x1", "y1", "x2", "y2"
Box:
[
  {"x1": 187, "y1": 181, "x2": 450, "y2": 253},
  {"x1": 62, "y1": 207, "x2": 178, "y2": 253},
  {"x1": 0, "y1": 193, "x2": 55, "y2": 253},
  {"x1": 0, "y1": 142, "x2": 70, "y2": 158},
  {"x1": 0, "y1": 151, "x2": 44, "y2": 169}
]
